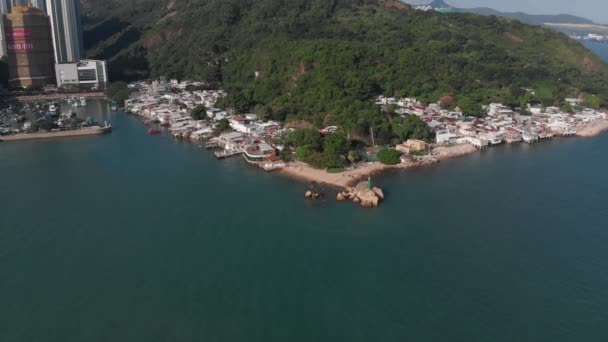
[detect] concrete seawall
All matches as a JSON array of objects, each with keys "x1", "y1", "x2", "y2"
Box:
[{"x1": 1, "y1": 126, "x2": 111, "y2": 142}]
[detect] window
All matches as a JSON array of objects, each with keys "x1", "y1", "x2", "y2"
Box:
[{"x1": 78, "y1": 69, "x2": 97, "y2": 82}]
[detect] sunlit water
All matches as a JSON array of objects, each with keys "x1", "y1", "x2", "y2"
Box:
[{"x1": 1, "y1": 43, "x2": 608, "y2": 341}]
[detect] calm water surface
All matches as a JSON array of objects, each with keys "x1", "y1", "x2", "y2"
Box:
[{"x1": 1, "y1": 45, "x2": 608, "y2": 342}]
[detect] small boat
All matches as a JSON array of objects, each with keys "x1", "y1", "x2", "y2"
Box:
[
  {"x1": 261, "y1": 162, "x2": 286, "y2": 172},
  {"x1": 148, "y1": 128, "x2": 161, "y2": 135}
]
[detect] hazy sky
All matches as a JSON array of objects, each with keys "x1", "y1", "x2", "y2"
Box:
[{"x1": 409, "y1": 0, "x2": 608, "y2": 24}]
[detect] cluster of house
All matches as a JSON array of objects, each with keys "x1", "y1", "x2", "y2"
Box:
[
  {"x1": 125, "y1": 79, "x2": 288, "y2": 170},
  {"x1": 412, "y1": 4, "x2": 452, "y2": 13},
  {"x1": 571, "y1": 33, "x2": 608, "y2": 43},
  {"x1": 123, "y1": 79, "x2": 607, "y2": 171},
  {"x1": 376, "y1": 95, "x2": 608, "y2": 150}
]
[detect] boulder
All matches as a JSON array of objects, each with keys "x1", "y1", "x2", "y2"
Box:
[
  {"x1": 352, "y1": 181, "x2": 384, "y2": 208},
  {"x1": 371, "y1": 196, "x2": 379, "y2": 207},
  {"x1": 353, "y1": 197, "x2": 361, "y2": 204},
  {"x1": 337, "y1": 193, "x2": 346, "y2": 201},
  {"x1": 372, "y1": 187, "x2": 384, "y2": 201},
  {"x1": 305, "y1": 190, "x2": 312, "y2": 198}
]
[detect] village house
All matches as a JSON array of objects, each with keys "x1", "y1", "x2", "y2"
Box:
[{"x1": 396, "y1": 139, "x2": 429, "y2": 154}]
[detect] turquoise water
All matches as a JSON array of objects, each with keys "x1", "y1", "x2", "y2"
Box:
[
  {"x1": 1, "y1": 45, "x2": 608, "y2": 341},
  {"x1": 584, "y1": 41, "x2": 608, "y2": 61}
]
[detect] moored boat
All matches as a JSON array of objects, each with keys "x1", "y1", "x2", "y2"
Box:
[{"x1": 261, "y1": 161, "x2": 286, "y2": 172}]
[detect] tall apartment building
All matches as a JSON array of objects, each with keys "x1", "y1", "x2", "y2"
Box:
[
  {"x1": 45, "y1": 0, "x2": 83, "y2": 63},
  {"x1": 1, "y1": 0, "x2": 47, "y2": 57},
  {"x1": 0, "y1": 0, "x2": 9, "y2": 57},
  {"x1": 3, "y1": 5, "x2": 55, "y2": 87}
]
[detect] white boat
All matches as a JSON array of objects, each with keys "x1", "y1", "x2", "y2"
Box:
[
  {"x1": 79, "y1": 97, "x2": 87, "y2": 107},
  {"x1": 261, "y1": 162, "x2": 286, "y2": 171}
]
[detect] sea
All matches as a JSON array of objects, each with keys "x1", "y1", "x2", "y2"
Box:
[{"x1": 0, "y1": 44, "x2": 607, "y2": 341}]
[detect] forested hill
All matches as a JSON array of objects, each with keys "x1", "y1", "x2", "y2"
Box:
[{"x1": 82, "y1": 0, "x2": 608, "y2": 126}]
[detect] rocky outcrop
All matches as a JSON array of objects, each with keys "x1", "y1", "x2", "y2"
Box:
[
  {"x1": 372, "y1": 187, "x2": 384, "y2": 201},
  {"x1": 305, "y1": 189, "x2": 323, "y2": 200},
  {"x1": 339, "y1": 182, "x2": 384, "y2": 208}
]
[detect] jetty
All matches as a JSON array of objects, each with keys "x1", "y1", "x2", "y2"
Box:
[
  {"x1": 0, "y1": 124, "x2": 112, "y2": 142},
  {"x1": 214, "y1": 149, "x2": 243, "y2": 159}
]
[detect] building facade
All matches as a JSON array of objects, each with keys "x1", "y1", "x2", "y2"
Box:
[
  {"x1": 45, "y1": 0, "x2": 83, "y2": 63},
  {"x1": 3, "y1": 6, "x2": 55, "y2": 88},
  {"x1": 1, "y1": 0, "x2": 47, "y2": 57},
  {"x1": 55, "y1": 59, "x2": 107, "y2": 89},
  {"x1": 0, "y1": 0, "x2": 9, "y2": 57}
]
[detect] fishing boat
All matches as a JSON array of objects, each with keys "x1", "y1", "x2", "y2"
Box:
[{"x1": 148, "y1": 128, "x2": 161, "y2": 135}]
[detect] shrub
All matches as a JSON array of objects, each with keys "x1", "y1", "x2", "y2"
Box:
[
  {"x1": 377, "y1": 148, "x2": 403, "y2": 165},
  {"x1": 295, "y1": 145, "x2": 314, "y2": 161},
  {"x1": 279, "y1": 146, "x2": 293, "y2": 162}
]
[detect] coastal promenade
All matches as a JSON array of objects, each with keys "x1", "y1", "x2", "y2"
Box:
[{"x1": 1, "y1": 125, "x2": 112, "y2": 142}]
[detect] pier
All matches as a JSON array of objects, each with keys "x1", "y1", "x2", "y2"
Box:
[{"x1": 214, "y1": 149, "x2": 243, "y2": 159}]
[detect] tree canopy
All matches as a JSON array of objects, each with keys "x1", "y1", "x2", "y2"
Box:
[{"x1": 85, "y1": 0, "x2": 608, "y2": 129}]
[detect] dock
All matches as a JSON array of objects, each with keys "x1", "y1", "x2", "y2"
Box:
[
  {"x1": 214, "y1": 149, "x2": 243, "y2": 159},
  {"x1": 205, "y1": 141, "x2": 221, "y2": 149}
]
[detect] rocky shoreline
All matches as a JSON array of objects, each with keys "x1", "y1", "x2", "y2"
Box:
[{"x1": 286, "y1": 119, "x2": 608, "y2": 208}]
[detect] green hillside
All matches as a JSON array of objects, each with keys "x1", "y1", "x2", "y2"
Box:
[{"x1": 82, "y1": 0, "x2": 608, "y2": 128}]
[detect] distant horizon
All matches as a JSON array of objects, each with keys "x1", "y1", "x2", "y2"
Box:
[{"x1": 406, "y1": 0, "x2": 607, "y2": 24}]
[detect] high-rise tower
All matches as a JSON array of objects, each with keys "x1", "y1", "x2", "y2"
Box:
[
  {"x1": 0, "y1": 1, "x2": 48, "y2": 58},
  {"x1": 0, "y1": 0, "x2": 9, "y2": 57},
  {"x1": 45, "y1": 0, "x2": 83, "y2": 63},
  {"x1": 3, "y1": 5, "x2": 55, "y2": 87}
]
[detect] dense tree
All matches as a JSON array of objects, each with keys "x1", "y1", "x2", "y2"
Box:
[
  {"x1": 279, "y1": 146, "x2": 293, "y2": 162},
  {"x1": 458, "y1": 96, "x2": 484, "y2": 117},
  {"x1": 213, "y1": 119, "x2": 230, "y2": 136},
  {"x1": 286, "y1": 128, "x2": 323, "y2": 151},
  {"x1": 322, "y1": 131, "x2": 350, "y2": 156},
  {"x1": 105, "y1": 81, "x2": 132, "y2": 102},
  {"x1": 377, "y1": 148, "x2": 403, "y2": 165},
  {"x1": 85, "y1": 0, "x2": 608, "y2": 129},
  {"x1": 190, "y1": 105, "x2": 207, "y2": 120},
  {"x1": 392, "y1": 115, "x2": 434, "y2": 143},
  {"x1": 295, "y1": 145, "x2": 314, "y2": 161}
]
